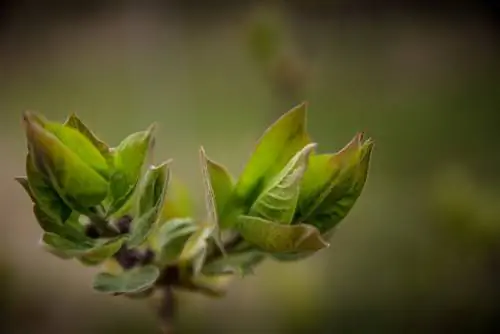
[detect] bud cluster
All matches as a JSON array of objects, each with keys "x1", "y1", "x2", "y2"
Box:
[{"x1": 16, "y1": 103, "x2": 373, "y2": 298}]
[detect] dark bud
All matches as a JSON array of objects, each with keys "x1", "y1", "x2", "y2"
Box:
[
  {"x1": 116, "y1": 215, "x2": 133, "y2": 234},
  {"x1": 85, "y1": 224, "x2": 100, "y2": 239},
  {"x1": 114, "y1": 245, "x2": 141, "y2": 270},
  {"x1": 141, "y1": 249, "x2": 155, "y2": 265}
]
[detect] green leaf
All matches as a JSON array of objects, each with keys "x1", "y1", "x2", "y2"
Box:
[
  {"x1": 33, "y1": 205, "x2": 83, "y2": 239},
  {"x1": 160, "y1": 177, "x2": 194, "y2": 221},
  {"x1": 23, "y1": 114, "x2": 109, "y2": 213},
  {"x1": 26, "y1": 155, "x2": 72, "y2": 223},
  {"x1": 156, "y1": 218, "x2": 198, "y2": 264},
  {"x1": 138, "y1": 161, "x2": 171, "y2": 216},
  {"x1": 64, "y1": 113, "x2": 112, "y2": 164},
  {"x1": 235, "y1": 215, "x2": 329, "y2": 253},
  {"x1": 42, "y1": 230, "x2": 123, "y2": 265},
  {"x1": 78, "y1": 237, "x2": 125, "y2": 266},
  {"x1": 297, "y1": 133, "x2": 361, "y2": 220},
  {"x1": 221, "y1": 103, "x2": 311, "y2": 227},
  {"x1": 202, "y1": 251, "x2": 265, "y2": 277},
  {"x1": 45, "y1": 121, "x2": 110, "y2": 179},
  {"x1": 178, "y1": 223, "x2": 214, "y2": 275},
  {"x1": 15, "y1": 176, "x2": 35, "y2": 202},
  {"x1": 200, "y1": 148, "x2": 234, "y2": 220},
  {"x1": 304, "y1": 137, "x2": 373, "y2": 234},
  {"x1": 93, "y1": 265, "x2": 160, "y2": 294},
  {"x1": 250, "y1": 143, "x2": 316, "y2": 224},
  {"x1": 41, "y1": 232, "x2": 94, "y2": 257},
  {"x1": 199, "y1": 147, "x2": 228, "y2": 252},
  {"x1": 107, "y1": 125, "x2": 155, "y2": 216},
  {"x1": 128, "y1": 162, "x2": 170, "y2": 247}
]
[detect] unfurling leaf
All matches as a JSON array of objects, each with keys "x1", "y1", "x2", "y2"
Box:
[
  {"x1": 202, "y1": 251, "x2": 265, "y2": 277},
  {"x1": 235, "y1": 215, "x2": 329, "y2": 253},
  {"x1": 200, "y1": 149, "x2": 234, "y2": 220},
  {"x1": 298, "y1": 134, "x2": 373, "y2": 234},
  {"x1": 156, "y1": 218, "x2": 198, "y2": 264},
  {"x1": 15, "y1": 176, "x2": 35, "y2": 202},
  {"x1": 250, "y1": 143, "x2": 316, "y2": 224},
  {"x1": 128, "y1": 162, "x2": 170, "y2": 247},
  {"x1": 161, "y1": 177, "x2": 194, "y2": 221},
  {"x1": 44, "y1": 122, "x2": 110, "y2": 179},
  {"x1": 221, "y1": 103, "x2": 311, "y2": 227},
  {"x1": 25, "y1": 155, "x2": 72, "y2": 223},
  {"x1": 23, "y1": 113, "x2": 109, "y2": 213},
  {"x1": 41, "y1": 232, "x2": 123, "y2": 264},
  {"x1": 34, "y1": 206, "x2": 84, "y2": 241},
  {"x1": 107, "y1": 125, "x2": 156, "y2": 215},
  {"x1": 79, "y1": 238, "x2": 125, "y2": 266},
  {"x1": 199, "y1": 147, "x2": 229, "y2": 252},
  {"x1": 93, "y1": 265, "x2": 160, "y2": 294},
  {"x1": 178, "y1": 224, "x2": 214, "y2": 275},
  {"x1": 64, "y1": 113, "x2": 112, "y2": 164}
]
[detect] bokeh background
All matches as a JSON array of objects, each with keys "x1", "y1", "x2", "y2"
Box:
[{"x1": 1, "y1": 1, "x2": 500, "y2": 333}]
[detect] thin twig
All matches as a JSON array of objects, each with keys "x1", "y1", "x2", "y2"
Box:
[{"x1": 158, "y1": 286, "x2": 177, "y2": 334}]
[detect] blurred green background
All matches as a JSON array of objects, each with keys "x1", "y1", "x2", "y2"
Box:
[{"x1": 1, "y1": 1, "x2": 500, "y2": 333}]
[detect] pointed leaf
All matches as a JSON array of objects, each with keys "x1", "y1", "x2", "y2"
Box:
[
  {"x1": 306, "y1": 138, "x2": 373, "y2": 233},
  {"x1": 44, "y1": 121, "x2": 110, "y2": 179},
  {"x1": 235, "y1": 215, "x2": 329, "y2": 253},
  {"x1": 15, "y1": 176, "x2": 35, "y2": 202},
  {"x1": 297, "y1": 133, "x2": 362, "y2": 221},
  {"x1": 250, "y1": 143, "x2": 316, "y2": 224},
  {"x1": 200, "y1": 148, "x2": 234, "y2": 219},
  {"x1": 221, "y1": 103, "x2": 311, "y2": 227},
  {"x1": 26, "y1": 155, "x2": 72, "y2": 223},
  {"x1": 93, "y1": 265, "x2": 160, "y2": 294},
  {"x1": 107, "y1": 125, "x2": 155, "y2": 215},
  {"x1": 138, "y1": 161, "x2": 171, "y2": 216},
  {"x1": 33, "y1": 205, "x2": 83, "y2": 240},
  {"x1": 199, "y1": 147, "x2": 227, "y2": 252},
  {"x1": 64, "y1": 113, "x2": 112, "y2": 163},
  {"x1": 23, "y1": 115, "x2": 108, "y2": 212},
  {"x1": 128, "y1": 162, "x2": 170, "y2": 247}
]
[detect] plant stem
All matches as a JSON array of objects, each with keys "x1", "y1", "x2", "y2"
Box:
[{"x1": 158, "y1": 286, "x2": 177, "y2": 334}]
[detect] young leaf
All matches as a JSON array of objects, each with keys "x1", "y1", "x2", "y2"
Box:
[
  {"x1": 78, "y1": 238, "x2": 125, "y2": 266},
  {"x1": 199, "y1": 147, "x2": 228, "y2": 252},
  {"x1": 45, "y1": 122, "x2": 110, "y2": 179},
  {"x1": 128, "y1": 162, "x2": 170, "y2": 247},
  {"x1": 107, "y1": 125, "x2": 155, "y2": 215},
  {"x1": 200, "y1": 148, "x2": 234, "y2": 219},
  {"x1": 202, "y1": 251, "x2": 265, "y2": 277},
  {"x1": 161, "y1": 177, "x2": 194, "y2": 221},
  {"x1": 178, "y1": 223, "x2": 214, "y2": 275},
  {"x1": 64, "y1": 113, "x2": 112, "y2": 163},
  {"x1": 138, "y1": 161, "x2": 171, "y2": 216},
  {"x1": 33, "y1": 205, "x2": 83, "y2": 240},
  {"x1": 26, "y1": 155, "x2": 72, "y2": 223},
  {"x1": 235, "y1": 215, "x2": 329, "y2": 253},
  {"x1": 306, "y1": 138, "x2": 374, "y2": 233},
  {"x1": 93, "y1": 265, "x2": 160, "y2": 294},
  {"x1": 221, "y1": 103, "x2": 311, "y2": 227},
  {"x1": 249, "y1": 143, "x2": 316, "y2": 224},
  {"x1": 41, "y1": 232, "x2": 94, "y2": 257},
  {"x1": 297, "y1": 133, "x2": 362, "y2": 220},
  {"x1": 23, "y1": 115, "x2": 109, "y2": 212},
  {"x1": 15, "y1": 176, "x2": 35, "y2": 202},
  {"x1": 156, "y1": 218, "x2": 198, "y2": 264}
]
